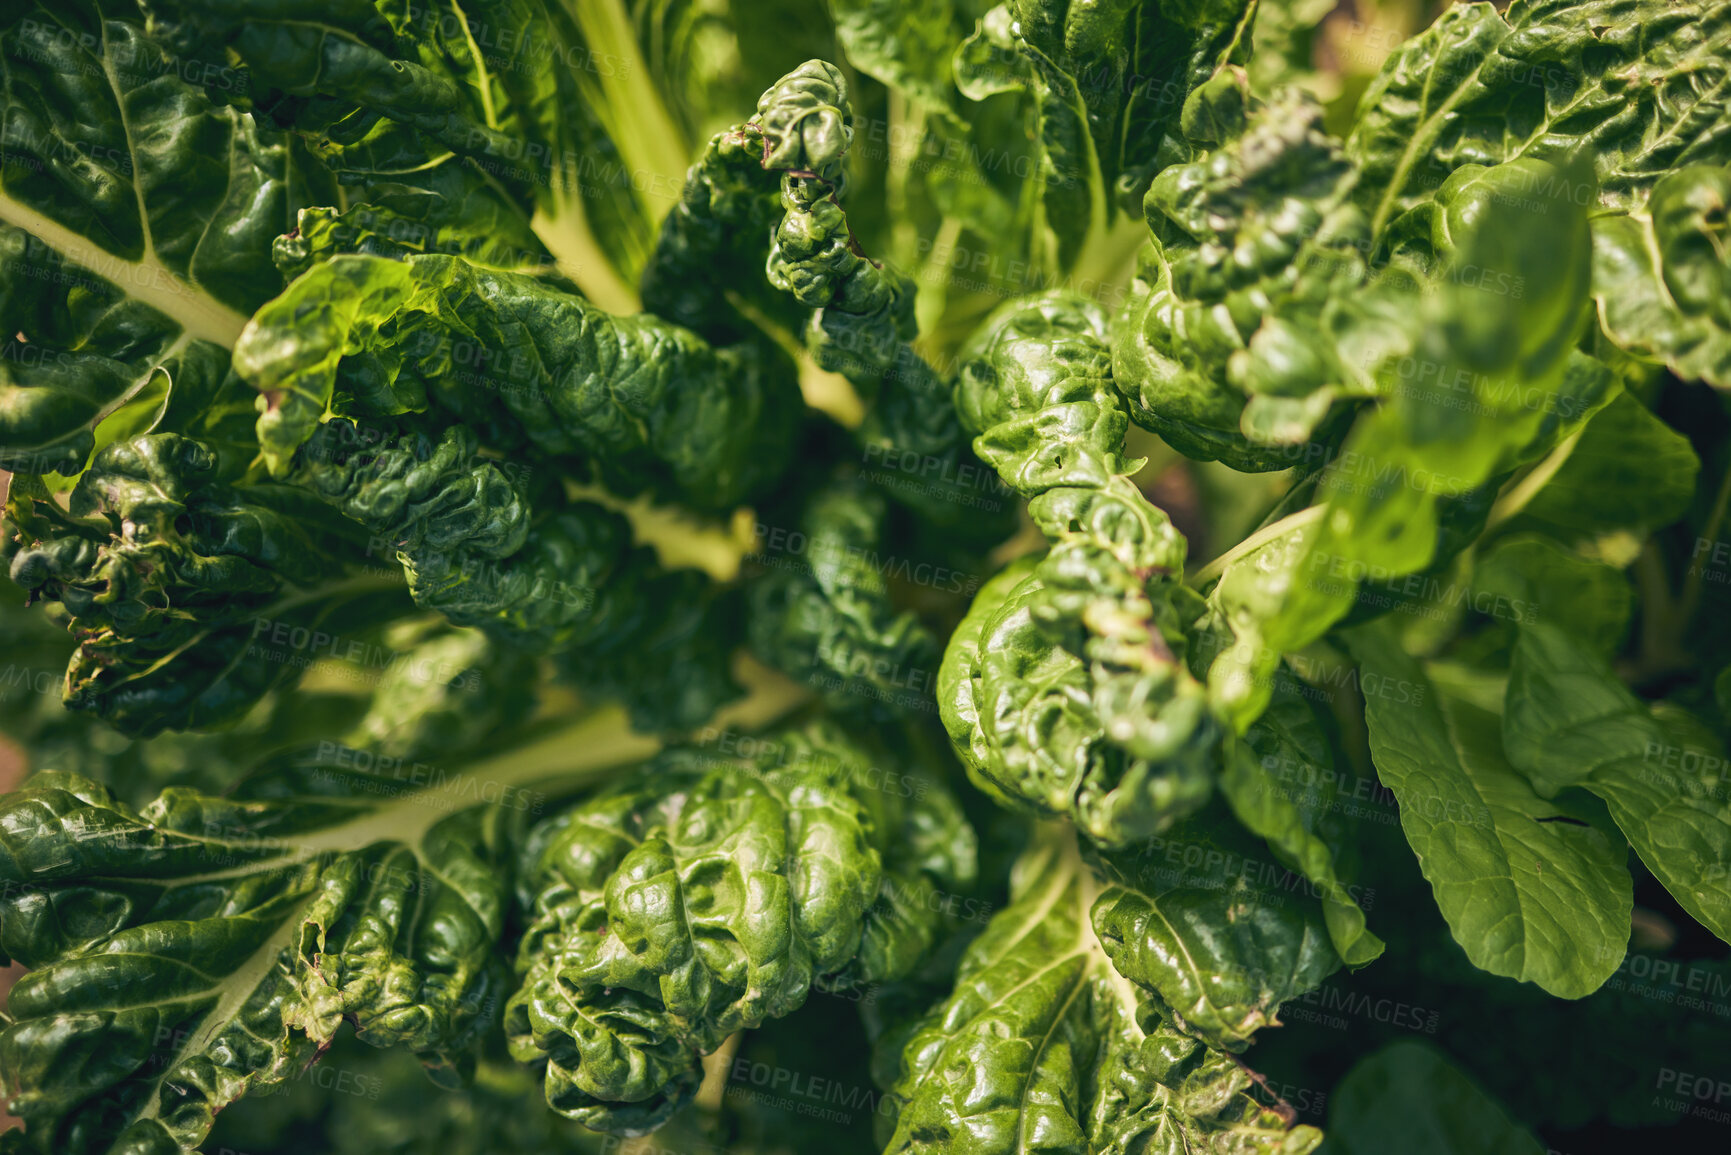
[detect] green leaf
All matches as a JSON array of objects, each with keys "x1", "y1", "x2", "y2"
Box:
[
  {"x1": 147, "y1": 0, "x2": 696, "y2": 310},
  {"x1": 1202, "y1": 156, "x2": 1607, "y2": 731},
  {"x1": 0, "y1": 587, "x2": 380, "y2": 806},
  {"x1": 747, "y1": 478, "x2": 940, "y2": 716},
  {"x1": 505, "y1": 722, "x2": 974, "y2": 1134},
  {"x1": 1091, "y1": 809, "x2": 1342, "y2": 1052},
  {"x1": 1348, "y1": 0, "x2": 1731, "y2": 239},
  {"x1": 1246, "y1": 0, "x2": 1337, "y2": 96},
  {"x1": 1348, "y1": 624, "x2": 1632, "y2": 998},
  {"x1": 940, "y1": 291, "x2": 1219, "y2": 847},
  {"x1": 236, "y1": 252, "x2": 798, "y2": 508},
  {"x1": 830, "y1": 0, "x2": 968, "y2": 115},
  {"x1": 1516, "y1": 392, "x2": 1701, "y2": 537},
  {"x1": 342, "y1": 624, "x2": 538, "y2": 762},
  {"x1": 2, "y1": 434, "x2": 406, "y2": 736},
  {"x1": 954, "y1": 0, "x2": 1255, "y2": 270},
  {"x1": 1220, "y1": 687, "x2": 1384, "y2": 966},
  {"x1": 743, "y1": 61, "x2": 1012, "y2": 536},
  {"x1": 0, "y1": 708, "x2": 656, "y2": 1155},
  {"x1": 0, "y1": 248, "x2": 237, "y2": 477},
  {"x1": 206, "y1": 1031, "x2": 607, "y2": 1155},
  {"x1": 1115, "y1": 0, "x2": 1259, "y2": 207},
  {"x1": 272, "y1": 175, "x2": 554, "y2": 283},
  {"x1": 827, "y1": 0, "x2": 1027, "y2": 258},
  {"x1": 1592, "y1": 166, "x2": 1731, "y2": 387},
  {"x1": 881, "y1": 827, "x2": 1323, "y2": 1154},
  {"x1": 1115, "y1": 68, "x2": 1376, "y2": 471},
  {"x1": 1472, "y1": 536, "x2": 1633, "y2": 660},
  {"x1": 639, "y1": 116, "x2": 799, "y2": 344},
  {"x1": 1319, "y1": 1041, "x2": 1545, "y2": 1155},
  {"x1": 284, "y1": 419, "x2": 741, "y2": 731},
  {"x1": 0, "y1": 7, "x2": 296, "y2": 322},
  {"x1": 940, "y1": 555, "x2": 1219, "y2": 846},
  {"x1": 0, "y1": 7, "x2": 314, "y2": 474},
  {"x1": 1504, "y1": 621, "x2": 1731, "y2": 944}
]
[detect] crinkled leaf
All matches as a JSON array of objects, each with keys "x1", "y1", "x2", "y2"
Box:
[
  {"x1": 745, "y1": 61, "x2": 1012, "y2": 536},
  {"x1": 0, "y1": 718, "x2": 640, "y2": 1155},
  {"x1": 145, "y1": 0, "x2": 682, "y2": 306},
  {"x1": 1091, "y1": 813, "x2": 1342, "y2": 1052},
  {"x1": 941, "y1": 292, "x2": 1217, "y2": 847},
  {"x1": 953, "y1": 0, "x2": 1255, "y2": 268},
  {"x1": 1114, "y1": 68, "x2": 1376, "y2": 471},
  {"x1": 1348, "y1": 0, "x2": 1731, "y2": 240},
  {"x1": 505, "y1": 722, "x2": 975, "y2": 1134},
  {"x1": 640, "y1": 121, "x2": 799, "y2": 345},
  {"x1": 940, "y1": 549, "x2": 1217, "y2": 849},
  {"x1": 747, "y1": 478, "x2": 940, "y2": 716},
  {"x1": 882, "y1": 828, "x2": 1323, "y2": 1154},
  {"x1": 237, "y1": 253, "x2": 797, "y2": 507},
  {"x1": 2, "y1": 435, "x2": 405, "y2": 736},
  {"x1": 272, "y1": 174, "x2": 553, "y2": 283},
  {"x1": 1202, "y1": 157, "x2": 1605, "y2": 731},
  {"x1": 1592, "y1": 165, "x2": 1731, "y2": 387},
  {"x1": 284, "y1": 419, "x2": 740, "y2": 732},
  {"x1": 0, "y1": 6, "x2": 313, "y2": 474}
]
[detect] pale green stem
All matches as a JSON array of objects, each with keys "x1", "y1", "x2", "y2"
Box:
[
  {"x1": 1679, "y1": 452, "x2": 1731, "y2": 627},
  {"x1": 1187, "y1": 506, "x2": 1326, "y2": 588},
  {"x1": 300, "y1": 661, "x2": 810, "y2": 854},
  {"x1": 885, "y1": 92, "x2": 926, "y2": 272},
  {"x1": 531, "y1": 201, "x2": 642, "y2": 315},
  {"x1": 564, "y1": 478, "x2": 757, "y2": 581},
  {"x1": 915, "y1": 216, "x2": 964, "y2": 349},
  {"x1": 0, "y1": 192, "x2": 247, "y2": 346},
  {"x1": 1486, "y1": 430, "x2": 1581, "y2": 529},
  {"x1": 566, "y1": 0, "x2": 690, "y2": 226},
  {"x1": 724, "y1": 291, "x2": 866, "y2": 428}
]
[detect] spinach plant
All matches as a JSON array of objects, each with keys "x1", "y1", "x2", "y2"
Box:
[{"x1": 0, "y1": 0, "x2": 1728, "y2": 1152}]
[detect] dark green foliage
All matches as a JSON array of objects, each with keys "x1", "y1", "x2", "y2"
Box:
[{"x1": 0, "y1": 2, "x2": 1727, "y2": 1153}]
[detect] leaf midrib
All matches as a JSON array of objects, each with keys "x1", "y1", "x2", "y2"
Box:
[
  {"x1": 130, "y1": 899, "x2": 309, "y2": 1126},
  {"x1": 0, "y1": 192, "x2": 249, "y2": 348},
  {"x1": 1364, "y1": 12, "x2": 1507, "y2": 237}
]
